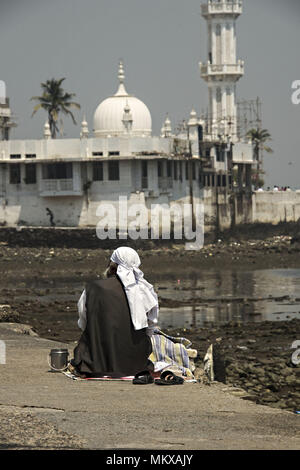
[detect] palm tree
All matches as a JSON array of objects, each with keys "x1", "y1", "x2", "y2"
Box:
[
  {"x1": 31, "y1": 78, "x2": 80, "y2": 138},
  {"x1": 246, "y1": 128, "x2": 273, "y2": 186}
]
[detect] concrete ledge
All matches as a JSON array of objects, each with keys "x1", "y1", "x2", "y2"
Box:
[{"x1": 0, "y1": 324, "x2": 299, "y2": 450}]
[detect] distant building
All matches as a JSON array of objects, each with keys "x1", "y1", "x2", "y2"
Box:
[
  {"x1": 0, "y1": 98, "x2": 16, "y2": 141},
  {"x1": 0, "y1": 1, "x2": 254, "y2": 233}
]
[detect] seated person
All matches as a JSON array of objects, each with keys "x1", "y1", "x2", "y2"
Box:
[{"x1": 69, "y1": 247, "x2": 158, "y2": 378}]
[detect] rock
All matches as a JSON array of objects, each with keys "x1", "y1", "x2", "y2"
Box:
[
  {"x1": 0, "y1": 305, "x2": 20, "y2": 323},
  {"x1": 285, "y1": 375, "x2": 297, "y2": 386},
  {"x1": 262, "y1": 395, "x2": 278, "y2": 403},
  {"x1": 255, "y1": 367, "x2": 266, "y2": 377},
  {"x1": 280, "y1": 368, "x2": 293, "y2": 377}
]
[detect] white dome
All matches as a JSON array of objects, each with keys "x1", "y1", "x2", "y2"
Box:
[{"x1": 93, "y1": 62, "x2": 152, "y2": 137}]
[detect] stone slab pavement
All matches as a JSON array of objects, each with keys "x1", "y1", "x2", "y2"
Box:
[{"x1": 0, "y1": 323, "x2": 299, "y2": 450}]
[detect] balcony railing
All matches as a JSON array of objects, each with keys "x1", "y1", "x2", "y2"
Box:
[
  {"x1": 42, "y1": 179, "x2": 73, "y2": 191},
  {"x1": 201, "y1": 1, "x2": 242, "y2": 17},
  {"x1": 40, "y1": 178, "x2": 82, "y2": 196},
  {"x1": 200, "y1": 62, "x2": 244, "y2": 77}
]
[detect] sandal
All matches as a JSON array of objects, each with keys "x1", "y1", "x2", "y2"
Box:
[
  {"x1": 155, "y1": 370, "x2": 184, "y2": 385},
  {"x1": 132, "y1": 370, "x2": 154, "y2": 385},
  {"x1": 67, "y1": 363, "x2": 86, "y2": 379}
]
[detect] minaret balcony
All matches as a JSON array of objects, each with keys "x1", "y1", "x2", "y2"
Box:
[
  {"x1": 200, "y1": 62, "x2": 244, "y2": 80},
  {"x1": 201, "y1": 1, "x2": 242, "y2": 18}
]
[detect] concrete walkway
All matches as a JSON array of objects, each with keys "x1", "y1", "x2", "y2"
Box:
[{"x1": 0, "y1": 323, "x2": 299, "y2": 450}]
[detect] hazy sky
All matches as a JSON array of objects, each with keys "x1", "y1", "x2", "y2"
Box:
[{"x1": 0, "y1": 0, "x2": 299, "y2": 187}]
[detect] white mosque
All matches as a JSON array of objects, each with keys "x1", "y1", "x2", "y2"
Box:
[{"x1": 0, "y1": 1, "x2": 255, "y2": 232}]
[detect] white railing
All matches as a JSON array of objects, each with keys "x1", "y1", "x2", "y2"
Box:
[
  {"x1": 201, "y1": 1, "x2": 242, "y2": 16},
  {"x1": 200, "y1": 62, "x2": 244, "y2": 76},
  {"x1": 41, "y1": 179, "x2": 74, "y2": 192}
]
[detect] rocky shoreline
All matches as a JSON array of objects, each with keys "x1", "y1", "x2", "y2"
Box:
[
  {"x1": 169, "y1": 320, "x2": 300, "y2": 413},
  {"x1": 1, "y1": 234, "x2": 300, "y2": 282}
]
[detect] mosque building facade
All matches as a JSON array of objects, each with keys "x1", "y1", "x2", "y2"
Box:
[{"x1": 0, "y1": 0, "x2": 256, "y2": 234}]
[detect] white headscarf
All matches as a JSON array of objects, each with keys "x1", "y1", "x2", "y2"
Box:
[{"x1": 110, "y1": 247, "x2": 159, "y2": 331}]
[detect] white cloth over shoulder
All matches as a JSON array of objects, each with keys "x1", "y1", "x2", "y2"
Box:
[
  {"x1": 77, "y1": 289, "x2": 87, "y2": 331},
  {"x1": 110, "y1": 247, "x2": 159, "y2": 332}
]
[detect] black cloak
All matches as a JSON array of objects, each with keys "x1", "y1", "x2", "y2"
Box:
[{"x1": 71, "y1": 276, "x2": 153, "y2": 377}]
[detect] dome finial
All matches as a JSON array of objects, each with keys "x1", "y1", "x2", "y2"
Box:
[
  {"x1": 115, "y1": 60, "x2": 128, "y2": 97},
  {"x1": 118, "y1": 60, "x2": 125, "y2": 84}
]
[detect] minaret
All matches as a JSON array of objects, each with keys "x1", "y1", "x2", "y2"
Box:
[
  {"x1": 80, "y1": 114, "x2": 89, "y2": 138},
  {"x1": 199, "y1": 0, "x2": 244, "y2": 142},
  {"x1": 122, "y1": 100, "x2": 133, "y2": 134},
  {"x1": 161, "y1": 114, "x2": 172, "y2": 138},
  {"x1": 43, "y1": 120, "x2": 51, "y2": 139}
]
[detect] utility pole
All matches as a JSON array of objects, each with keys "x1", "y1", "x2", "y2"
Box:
[{"x1": 187, "y1": 127, "x2": 196, "y2": 233}]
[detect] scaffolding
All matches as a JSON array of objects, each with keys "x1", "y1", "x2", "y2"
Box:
[{"x1": 237, "y1": 97, "x2": 262, "y2": 141}]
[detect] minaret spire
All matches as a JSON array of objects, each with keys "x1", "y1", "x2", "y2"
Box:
[
  {"x1": 199, "y1": 0, "x2": 244, "y2": 142},
  {"x1": 115, "y1": 60, "x2": 128, "y2": 97},
  {"x1": 118, "y1": 60, "x2": 125, "y2": 83}
]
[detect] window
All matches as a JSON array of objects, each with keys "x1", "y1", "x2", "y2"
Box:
[
  {"x1": 142, "y1": 161, "x2": 148, "y2": 189},
  {"x1": 108, "y1": 151, "x2": 120, "y2": 156},
  {"x1": 142, "y1": 161, "x2": 148, "y2": 178},
  {"x1": 179, "y1": 161, "x2": 183, "y2": 182},
  {"x1": 10, "y1": 154, "x2": 21, "y2": 160},
  {"x1": 185, "y1": 161, "x2": 189, "y2": 180},
  {"x1": 199, "y1": 169, "x2": 202, "y2": 184},
  {"x1": 92, "y1": 161, "x2": 103, "y2": 181},
  {"x1": 108, "y1": 161, "x2": 119, "y2": 180},
  {"x1": 92, "y1": 152, "x2": 103, "y2": 156},
  {"x1": 167, "y1": 161, "x2": 172, "y2": 178},
  {"x1": 192, "y1": 161, "x2": 196, "y2": 180},
  {"x1": 157, "y1": 161, "x2": 163, "y2": 178},
  {"x1": 9, "y1": 164, "x2": 21, "y2": 184},
  {"x1": 25, "y1": 154, "x2": 36, "y2": 159},
  {"x1": 25, "y1": 163, "x2": 36, "y2": 184},
  {"x1": 174, "y1": 161, "x2": 178, "y2": 180},
  {"x1": 42, "y1": 162, "x2": 73, "y2": 179},
  {"x1": 216, "y1": 146, "x2": 225, "y2": 162}
]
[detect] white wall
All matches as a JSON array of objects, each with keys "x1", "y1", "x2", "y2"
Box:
[{"x1": 253, "y1": 191, "x2": 300, "y2": 224}]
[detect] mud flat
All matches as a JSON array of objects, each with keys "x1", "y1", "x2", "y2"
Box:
[{"x1": 1, "y1": 233, "x2": 300, "y2": 279}]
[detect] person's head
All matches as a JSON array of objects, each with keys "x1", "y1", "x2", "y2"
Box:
[
  {"x1": 102, "y1": 260, "x2": 118, "y2": 279},
  {"x1": 103, "y1": 247, "x2": 141, "y2": 279},
  {"x1": 110, "y1": 247, "x2": 141, "y2": 270}
]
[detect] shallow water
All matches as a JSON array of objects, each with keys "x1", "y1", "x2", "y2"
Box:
[
  {"x1": 155, "y1": 269, "x2": 300, "y2": 328},
  {"x1": 4, "y1": 269, "x2": 300, "y2": 330}
]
